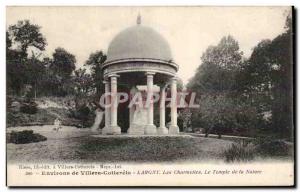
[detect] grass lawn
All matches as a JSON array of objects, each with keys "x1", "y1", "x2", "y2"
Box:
[{"x1": 7, "y1": 126, "x2": 234, "y2": 163}]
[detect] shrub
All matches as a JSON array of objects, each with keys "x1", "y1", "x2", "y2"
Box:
[
  {"x1": 255, "y1": 140, "x2": 290, "y2": 157},
  {"x1": 20, "y1": 102, "x2": 38, "y2": 114},
  {"x1": 7, "y1": 130, "x2": 47, "y2": 144},
  {"x1": 223, "y1": 141, "x2": 255, "y2": 162},
  {"x1": 70, "y1": 104, "x2": 95, "y2": 128}
]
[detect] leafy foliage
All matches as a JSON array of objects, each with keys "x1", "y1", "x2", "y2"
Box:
[
  {"x1": 188, "y1": 15, "x2": 293, "y2": 140},
  {"x1": 188, "y1": 35, "x2": 246, "y2": 137},
  {"x1": 188, "y1": 35, "x2": 243, "y2": 94},
  {"x1": 73, "y1": 68, "x2": 93, "y2": 95},
  {"x1": 255, "y1": 139, "x2": 291, "y2": 157},
  {"x1": 6, "y1": 49, "x2": 27, "y2": 95},
  {"x1": 7, "y1": 130, "x2": 47, "y2": 144},
  {"x1": 84, "y1": 51, "x2": 107, "y2": 96},
  {"x1": 236, "y1": 14, "x2": 293, "y2": 139},
  {"x1": 223, "y1": 141, "x2": 255, "y2": 162},
  {"x1": 20, "y1": 101, "x2": 38, "y2": 114},
  {"x1": 51, "y1": 47, "x2": 76, "y2": 79},
  {"x1": 191, "y1": 93, "x2": 260, "y2": 137},
  {"x1": 8, "y1": 20, "x2": 47, "y2": 55}
]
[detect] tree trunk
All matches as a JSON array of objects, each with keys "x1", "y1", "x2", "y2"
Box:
[{"x1": 34, "y1": 82, "x2": 37, "y2": 99}]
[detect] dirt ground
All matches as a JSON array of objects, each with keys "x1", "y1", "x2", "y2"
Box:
[{"x1": 7, "y1": 125, "x2": 234, "y2": 163}]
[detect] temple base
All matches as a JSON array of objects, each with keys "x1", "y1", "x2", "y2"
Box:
[
  {"x1": 127, "y1": 124, "x2": 145, "y2": 135},
  {"x1": 144, "y1": 124, "x2": 157, "y2": 135},
  {"x1": 102, "y1": 125, "x2": 121, "y2": 135},
  {"x1": 157, "y1": 126, "x2": 168, "y2": 134},
  {"x1": 169, "y1": 125, "x2": 179, "y2": 134},
  {"x1": 92, "y1": 128, "x2": 102, "y2": 134}
]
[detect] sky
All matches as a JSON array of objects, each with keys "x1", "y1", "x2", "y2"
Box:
[{"x1": 6, "y1": 6, "x2": 291, "y2": 84}]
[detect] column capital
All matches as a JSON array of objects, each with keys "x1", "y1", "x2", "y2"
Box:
[
  {"x1": 145, "y1": 72, "x2": 156, "y2": 76},
  {"x1": 102, "y1": 80, "x2": 108, "y2": 84},
  {"x1": 161, "y1": 83, "x2": 169, "y2": 90},
  {"x1": 103, "y1": 75, "x2": 109, "y2": 81},
  {"x1": 108, "y1": 73, "x2": 120, "y2": 78},
  {"x1": 171, "y1": 76, "x2": 179, "y2": 81}
]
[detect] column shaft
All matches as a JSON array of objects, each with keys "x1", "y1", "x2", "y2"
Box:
[
  {"x1": 160, "y1": 88, "x2": 165, "y2": 126},
  {"x1": 147, "y1": 74, "x2": 154, "y2": 125},
  {"x1": 145, "y1": 72, "x2": 157, "y2": 134},
  {"x1": 169, "y1": 77, "x2": 179, "y2": 134},
  {"x1": 158, "y1": 86, "x2": 168, "y2": 134},
  {"x1": 104, "y1": 81, "x2": 110, "y2": 129},
  {"x1": 111, "y1": 76, "x2": 117, "y2": 126},
  {"x1": 108, "y1": 75, "x2": 121, "y2": 134}
]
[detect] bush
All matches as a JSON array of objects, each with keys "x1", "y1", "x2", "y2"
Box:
[
  {"x1": 223, "y1": 141, "x2": 255, "y2": 162},
  {"x1": 70, "y1": 104, "x2": 95, "y2": 128},
  {"x1": 255, "y1": 140, "x2": 291, "y2": 157},
  {"x1": 7, "y1": 130, "x2": 47, "y2": 144},
  {"x1": 20, "y1": 102, "x2": 38, "y2": 114}
]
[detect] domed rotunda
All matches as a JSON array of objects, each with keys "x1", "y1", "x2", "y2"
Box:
[{"x1": 101, "y1": 15, "x2": 180, "y2": 135}]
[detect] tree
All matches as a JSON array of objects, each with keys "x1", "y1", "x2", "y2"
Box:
[
  {"x1": 187, "y1": 35, "x2": 243, "y2": 94},
  {"x1": 270, "y1": 15, "x2": 293, "y2": 139},
  {"x1": 237, "y1": 14, "x2": 293, "y2": 139},
  {"x1": 37, "y1": 57, "x2": 58, "y2": 96},
  {"x1": 24, "y1": 53, "x2": 47, "y2": 98},
  {"x1": 43, "y1": 48, "x2": 76, "y2": 96},
  {"x1": 6, "y1": 31, "x2": 12, "y2": 51},
  {"x1": 6, "y1": 50, "x2": 26, "y2": 95},
  {"x1": 85, "y1": 51, "x2": 107, "y2": 96},
  {"x1": 187, "y1": 36, "x2": 244, "y2": 136},
  {"x1": 236, "y1": 40, "x2": 274, "y2": 113},
  {"x1": 7, "y1": 20, "x2": 47, "y2": 95},
  {"x1": 8, "y1": 20, "x2": 47, "y2": 57},
  {"x1": 6, "y1": 31, "x2": 26, "y2": 95},
  {"x1": 51, "y1": 47, "x2": 76, "y2": 79},
  {"x1": 74, "y1": 68, "x2": 93, "y2": 95}
]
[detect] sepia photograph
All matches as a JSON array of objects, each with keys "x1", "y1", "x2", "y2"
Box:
[{"x1": 5, "y1": 6, "x2": 294, "y2": 186}]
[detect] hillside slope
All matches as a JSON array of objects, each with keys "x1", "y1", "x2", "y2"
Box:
[{"x1": 7, "y1": 97, "x2": 85, "y2": 128}]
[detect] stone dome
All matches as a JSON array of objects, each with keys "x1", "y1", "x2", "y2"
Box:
[{"x1": 106, "y1": 25, "x2": 173, "y2": 63}]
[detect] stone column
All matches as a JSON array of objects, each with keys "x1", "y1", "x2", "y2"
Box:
[
  {"x1": 169, "y1": 77, "x2": 179, "y2": 134},
  {"x1": 102, "y1": 80, "x2": 111, "y2": 134},
  {"x1": 157, "y1": 86, "x2": 168, "y2": 134},
  {"x1": 145, "y1": 72, "x2": 157, "y2": 134},
  {"x1": 109, "y1": 74, "x2": 121, "y2": 134}
]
